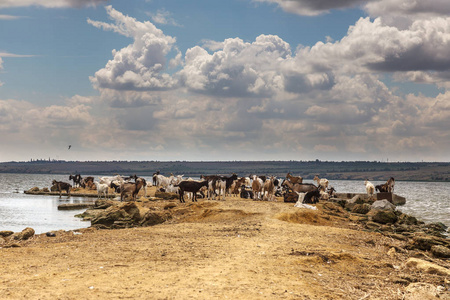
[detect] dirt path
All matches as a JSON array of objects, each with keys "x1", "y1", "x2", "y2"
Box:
[{"x1": 0, "y1": 190, "x2": 448, "y2": 299}]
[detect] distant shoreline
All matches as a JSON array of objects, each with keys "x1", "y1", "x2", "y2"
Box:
[{"x1": 0, "y1": 160, "x2": 449, "y2": 182}]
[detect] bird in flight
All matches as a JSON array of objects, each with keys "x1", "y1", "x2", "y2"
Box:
[{"x1": 68, "y1": 145, "x2": 71, "y2": 150}]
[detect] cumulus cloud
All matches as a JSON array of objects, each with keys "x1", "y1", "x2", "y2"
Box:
[
  {"x1": 365, "y1": 0, "x2": 450, "y2": 27},
  {"x1": 43, "y1": 6, "x2": 442, "y2": 160},
  {"x1": 88, "y1": 6, "x2": 180, "y2": 93},
  {"x1": 0, "y1": 0, "x2": 108, "y2": 8},
  {"x1": 179, "y1": 35, "x2": 291, "y2": 97},
  {"x1": 253, "y1": 0, "x2": 367, "y2": 16}
]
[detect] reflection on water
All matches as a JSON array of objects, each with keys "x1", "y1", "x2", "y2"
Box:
[{"x1": 0, "y1": 174, "x2": 449, "y2": 234}]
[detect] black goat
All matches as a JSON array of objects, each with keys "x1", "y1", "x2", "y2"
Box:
[
  {"x1": 52, "y1": 180, "x2": 72, "y2": 197},
  {"x1": 176, "y1": 180, "x2": 209, "y2": 203}
]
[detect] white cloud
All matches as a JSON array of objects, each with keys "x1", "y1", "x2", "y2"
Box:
[
  {"x1": 0, "y1": 14, "x2": 23, "y2": 20},
  {"x1": 146, "y1": 8, "x2": 180, "y2": 27},
  {"x1": 253, "y1": 0, "x2": 367, "y2": 16},
  {"x1": 0, "y1": 0, "x2": 108, "y2": 8},
  {"x1": 88, "y1": 6, "x2": 179, "y2": 92}
]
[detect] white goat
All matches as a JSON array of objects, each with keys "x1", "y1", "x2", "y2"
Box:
[
  {"x1": 364, "y1": 179, "x2": 375, "y2": 198},
  {"x1": 313, "y1": 175, "x2": 329, "y2": 192},
  {"x1": 94, "y1": 181, "x2": 109, "y2": 199}
]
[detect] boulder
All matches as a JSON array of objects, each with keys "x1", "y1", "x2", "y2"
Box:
[
  {"x1": 424, "y1": 222, "x2": 448, "y2": 237},
  {"x1": 344, "y1": 195, "x2": 365, "y2": 211},
  {"x1": 430, "y1": 245, "x2": 450, "y2": 258},
  {"x1": 397, "y1": 213, "x2": 418, "y2": 225},
  {"x1": 408, "y1": 235, "x2": 444, "y2": 251},
  {"x1": 365, "y1": 221, "x2": 381, "y2": 231},
  {"x1": 0, "y1": 231, "x2": 14, "y2": 238},
  {"x1": 368, "y1": 209, "x2": 398, "y2": 224},
  {"x1": 91, "y1": 202, "x2": 142, "y2": 228},
  {"x1": 406, "y1": 258, "x2": 450, "y2": 276},
  {"x1": 371, "y1": 199, "x2": 396, "y2": 211},
  {"x1": 351, "y1": 203, "x2": 371, "y2": 214},
  {"x1": 392, "y1": 194, "x2": 406, "y2": 205},
  {"x1": 94, "y1": 199, "x2": 116, "y2": 209},
  {"x1": 12, "y1": 227, "x2": 35, "y2": 241}
]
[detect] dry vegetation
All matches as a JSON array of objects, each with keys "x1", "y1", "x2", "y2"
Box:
[{"x1": 1, "y1": 186, "x2": 449, "y2": 299}]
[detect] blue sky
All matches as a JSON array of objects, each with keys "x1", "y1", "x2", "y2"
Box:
[{"x1": 1, "y1": 0, "x2": 449, "y2": 162}]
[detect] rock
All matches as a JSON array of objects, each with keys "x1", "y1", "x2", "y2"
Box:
[
  {"x1": 365, "y1": 221, "x2": 381, "y2": 230},
  {"x1": 348, "y1": 214, "x2": 368, "y2": 222},
  {"x1": 0, "y1": 231, "x2": 14, "y2": 238},
  {"x1": 351, "y1": 203, "x2": 371, "y2": 214},
  {"x1": 164, "y1": 203, "x2": 177, "y2": 210},
  {"x1": 140, "y1": 211, "x2": 171, "y2": 227},
  {"x1": 392, "y1": 194, "x2": 406, "y2": 205},
  {"x1": 408, "y1": 235, "x2": 443, "y2": 251},
  {"x1": 344, "y1": 195, "x2": 365, "y2": 211},
  {"x1": 425, "y1": 222, "x2": 448, "y2": 236},
  {"x1": 406, "y1": 258, "x2": 450, "y2": 276},
  {"x1": 404, "y1": 282, "x2": 445, "y2": 299},
  {"x1": 321, "y1": 202, "x2": 348, "y2": 217},
  {"x1": 430, "y1": 245, "x2": 450, "y2": 258},
  {"x1": 368, "y1": 209, "x2": 398, "y2": 224},
  {"x1": 91, "y1": 202, "x2": 146, "y2": 229},
  {"x1": 397, "y1": 213, "x2": 418, "y2": 225},
  {"x1": 58, "y1": 203, "x2": 94, "y2": 210},
  {"x1": 94, "y1": 199, "x2": 116, "y2": 209},
  {"x1": 75, "y1": 208, "x2": 106, "y2": 221},
  {"x1": 371, "y1": 199, "x2": 396, "y2": 211},
  {"x1": 13, "y1": 227, "x2": 35, "y2": 241}
]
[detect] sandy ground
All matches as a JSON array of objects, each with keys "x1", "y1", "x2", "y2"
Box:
[{"x1": 1, "y1": 186, "x2": 448, "y2": 299}]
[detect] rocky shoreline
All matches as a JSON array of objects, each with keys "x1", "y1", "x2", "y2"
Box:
[{"x1": 1, "y1": 186, "x2": 449, "y2": 299}]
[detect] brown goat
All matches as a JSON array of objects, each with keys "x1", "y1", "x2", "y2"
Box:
[
  {"x1": 120, "y1": 178, "x2": 146, "y2": 201},
  {"x1": 286, "y1": 173, "x2": 303, "y2": 184}
]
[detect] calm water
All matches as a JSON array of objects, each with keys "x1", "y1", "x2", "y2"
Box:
[{"x1": 0, "y1": 174, "x2": 448, "y2": 234}]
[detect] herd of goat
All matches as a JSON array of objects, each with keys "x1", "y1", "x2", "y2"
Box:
[{"x1": 50, "y1": 173, "x2": 395, "y2": 204}]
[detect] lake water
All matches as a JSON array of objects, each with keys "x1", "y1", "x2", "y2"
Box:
[{"x1": 0, "y1": 174, "x2": 448, "y2": 234}]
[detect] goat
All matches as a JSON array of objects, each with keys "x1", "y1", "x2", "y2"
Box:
[
  {"x1": 286, "y1": 173, "x2": 303, "y2": 184},
  {"x1": 281, "y1": 179, "x2": 318, "y2": 194},
  {"x1": 155, "y1": 174, "x2": 171, "y2": 189},
  {"x1": 69, "y1": 174, "x2": 82, "y2": 188},
  {"x1": 51, "y1": 180, "x2": 72, "y2": 197},
  {"x1": 263, "y1": 176, "x2": 275, "y2": 199},
  {"x1": 207, "y1": 177, "x2": 226, "y2": 201},
  {"x1": 176, "y1": 180, "x2": 209, "y2": 203},
  {"x1": 152, "y1": 171, "x2": 160, "y2": 186},
  {"x1": 365, "y1": 179, "x2": 375, "y2": 198},
  {"x1": 94, "y1": 181, "x2": 109, "y2": 199},
  {"x1": 251, "y1": 175, "x2": 264, "y2": 200},
  {"x1": 375, "y1": 184, "x2": 388, "y2": 193},
  {"x1": 222, "y1": 173, "x2": 238, "y2": 197},
  {"x1": 386, "y1": 177, "x2": 395, "y2": 193},
  {"x1": 99, "y1": 175, "x2": 124, "y2": 186},
  {"x1": 313, "y1": 175, "x2": 329, "y2": 192},
  {"x1": 303, "y1": 190, "x2": 320, "y2": 204},
  {"x1": 81, "y1": 176, "x2": 95, "y2": 189},
  {"x1": 240, "y1": 184, "x2": 254, "y2": 199},
  {"x1": 232, "y1": 177, "x2": 247, "y2": 197},
  {"x1": 110, "y1": 180, "x2": 122, "y2": 193},
  {"x1": 120, "y1": 178, "x2": 146, "y2": 201},
  {"x1": 165, "y1": 184, "x2": 179, "y2": 194}
]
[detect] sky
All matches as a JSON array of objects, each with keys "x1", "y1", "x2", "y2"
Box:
[{"x1": 0, "y1": 0, "x2": 449, "y2": 162}]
